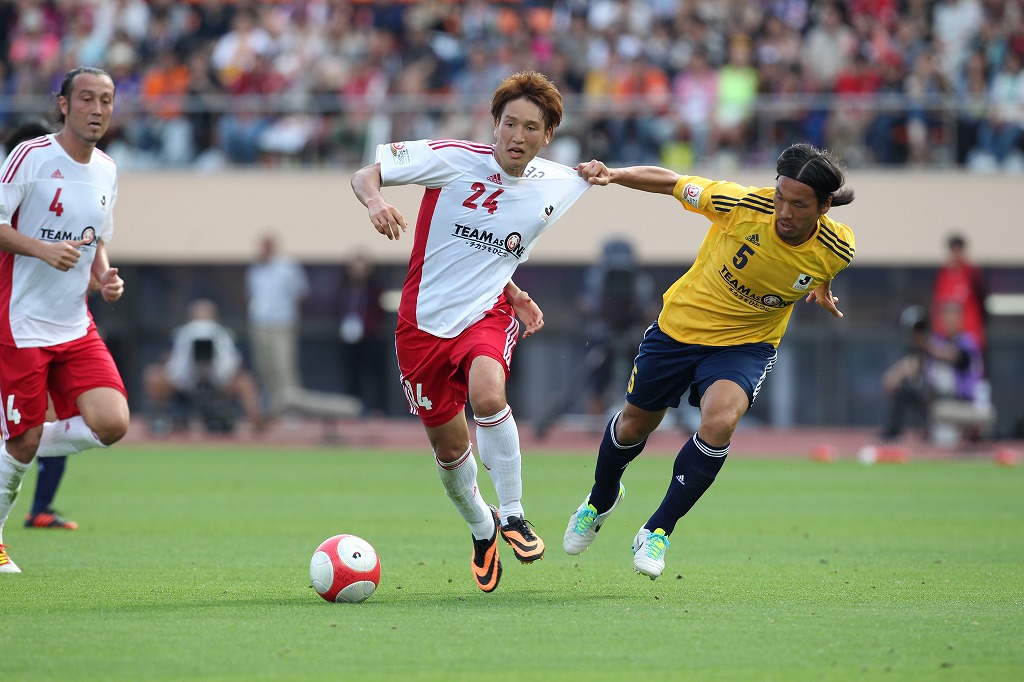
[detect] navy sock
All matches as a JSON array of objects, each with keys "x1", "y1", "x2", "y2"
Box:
[
  {"x1": 645, "y1": 434, "x2": 728, "y2": 535},
  {"x1": 32, "y1": 455, "x2": 67, "y2": 514},
  {"x1": 589, "y1": 413, "x2": 647, "y2": 513}
]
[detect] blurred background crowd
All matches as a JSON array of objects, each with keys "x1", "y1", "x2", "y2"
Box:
[{"x1": 2, "y1": 0, "x2": 1023, "y2": 172}]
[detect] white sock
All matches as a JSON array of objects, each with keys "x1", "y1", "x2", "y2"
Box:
[
  {"x1": 0, "y1": 444, "x2": 31, "y2": 544},
  {"x1": 36, "y1": 416, "x2": 106, "y2": 458},
  {"x1": 435, "y1": 447, "x2": 494, "y2": 540},
  {"x1": 475, "y1": 406, "x2": 524, "y2": 524}
]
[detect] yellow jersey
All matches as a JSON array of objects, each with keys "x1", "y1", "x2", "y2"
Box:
[{"x1": 658, "y1": 175, "x2": 855, "y2": 347}]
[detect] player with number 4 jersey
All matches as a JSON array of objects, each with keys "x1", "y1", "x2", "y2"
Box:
[
  {"x1": 352, "y1": 70, "x2": 590, "y2": 592},
  {"x1": 0, "y1": 67, "x2": 130, "y2": 574}
]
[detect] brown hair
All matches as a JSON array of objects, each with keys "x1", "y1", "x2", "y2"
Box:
[{"x1": 490, "y1": 70, "x2": 563, "y2": 131}]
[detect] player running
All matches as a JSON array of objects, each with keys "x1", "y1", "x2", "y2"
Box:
[
  {"x1": 0, "y1": 67, "x2": 130, "y2": 574},
  {"x1": 351, "y1": 70, "x2": 590, "y2": 592},
  {"x1": 563, "y1": 144, "x2": 856, "y2": 579}
]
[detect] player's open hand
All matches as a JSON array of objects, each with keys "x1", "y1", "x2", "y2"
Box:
[
  {"x1": 805, "y1": 280, "x2": 843, "y2": 318},
  {"x1": 97, "y1": 267, "x2": 124, "y2": 302},
  {"x1": 577, "y1": 160, "x2": 611, "y2": 186},
  {"x1": 511, "y1": 289, "x2": 544, "y2": 338},
  {"x1": 40, "y1": 238, "x2": 87, "y2": 271},
  {"x1": 367, "y1": 199, "x2": 408, "y2": 240}
]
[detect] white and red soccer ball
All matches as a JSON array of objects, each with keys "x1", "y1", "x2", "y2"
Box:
[{"x1": 309, "y1": 534, "x2": 380, "y2": 603}]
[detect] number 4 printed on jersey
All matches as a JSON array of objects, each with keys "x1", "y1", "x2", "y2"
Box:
[
  {"x1": 49, "y1": 188, "x2": 64, "y2": 217},
  {"x1": 403, "y1": 380, "x2": 433, "y2": 411},
  {"x1": 5, "y1": 394, "x2": 21, "y2": 425}
]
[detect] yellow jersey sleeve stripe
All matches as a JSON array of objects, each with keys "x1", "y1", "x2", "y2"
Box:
[
  {"x1": 741, "y1": 193, "x2": 774, "y2": 209},
  {"x1": 819, "y1": 223, "x2": 854, "y2": 250},
  {"x1": 734, "y1": 200, "x2": 773, "y2": 215},
  {"x1": 815, "y1": 232, "x2": 854, "y2": 263}
]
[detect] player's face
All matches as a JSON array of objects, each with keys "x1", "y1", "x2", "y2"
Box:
[
  {"x1": 492, "y1": 97, "x2": 552, "y2": 177},
  {"x1": 773, "y1": 175, "x2": 830, "y2": 246},
  {"x1": 60, "y1": 72, "x2": 115, "y2": 147}
]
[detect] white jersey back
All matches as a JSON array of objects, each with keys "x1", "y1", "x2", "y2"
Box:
[
  {"x1": 0, "y1": 134, "x2": 117, "y2": 347},
  {"x1": 378, "y1": 139, "x2": 589, "y2": 338}
]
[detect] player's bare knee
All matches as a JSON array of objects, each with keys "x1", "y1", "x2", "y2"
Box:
[
  {"x1": 89, "y1": 412, "x2": 130, "y2": 446},
  {"x1": 6, "y1": 429, "x2": 43, "y2": 462},
  {"x1": 697, "y1": 414, "x2": 738, "y2": 446},
  {"x1": 470, "y1": 397, "x2": 507, "y2": 420}
]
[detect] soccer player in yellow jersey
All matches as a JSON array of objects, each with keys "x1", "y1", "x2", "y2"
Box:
[{"x1": 563, "y1": 143, "x2": 856, "y2": 579}]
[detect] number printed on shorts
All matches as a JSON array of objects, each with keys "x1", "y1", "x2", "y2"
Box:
[
  {"x1": 403, "y1": 380, "x2": 433, "y2": 411},
  {"x1": 5, "y1": 394, "x2": 22, "y2": 425}
]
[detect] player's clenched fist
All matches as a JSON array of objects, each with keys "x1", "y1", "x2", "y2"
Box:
[
  {"x1": 40, "y1": 238, "x2": 87, "y2": 271},
  {"x1": 97, "y1": 267, "x2": 124, "y2": 302},
  {"x1": 577, "y1": 160, "x2": 611, "y2": 185}
]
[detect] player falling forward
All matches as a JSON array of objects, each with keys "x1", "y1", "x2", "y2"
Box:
[
  {"x1": 0, "y1": 67, "x2": 130, "y2": 573},
  {"x1": 351, "y1": 71, "x2": 590, "y2": 592},
  {"x1": 564, "y1": 144, "x2": 856, "y2": 579}
]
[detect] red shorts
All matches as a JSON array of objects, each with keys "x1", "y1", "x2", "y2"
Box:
[
  {"x1": 0, "y1": 324, "x2": 126, "y2": 439},
  {"x1": 396, "y1": 305, "x2": 520, "y2": 428}
]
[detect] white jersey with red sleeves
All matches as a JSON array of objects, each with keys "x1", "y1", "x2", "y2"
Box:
[
  {"x1": 0, "y1": 134, "x2": 117, "y2": 347},
  {"x1": 377, "y1": 139, "x2": 589, "y2": 338}
]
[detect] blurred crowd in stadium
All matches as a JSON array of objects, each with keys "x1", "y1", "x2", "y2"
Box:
[{"x1": 1, "y1": 0, "x2": 1023, "y2": 171}]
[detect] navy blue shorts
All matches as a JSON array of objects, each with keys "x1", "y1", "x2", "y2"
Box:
[{"x1": 625, "y1": 322, "x2": 778, "y2": 411}]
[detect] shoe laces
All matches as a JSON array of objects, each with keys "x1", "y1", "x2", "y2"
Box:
[
  {"x1": 642, "y1": 530, "x2": 669, "y2": 559},
  {"x1": 505, "y1": 516, "x2": 537, "y2": 541},
  {"x1": 572, "y1": 505, "x2": 599, "y2": 534}
]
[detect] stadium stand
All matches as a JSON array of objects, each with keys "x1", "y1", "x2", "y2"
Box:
[{"x1": 2, "y1": 0, "x2": 1022, "y2": 171}]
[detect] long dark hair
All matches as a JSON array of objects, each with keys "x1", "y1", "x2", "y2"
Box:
[
  {"x1": 53, "y1": 67, "x2": 113, "y2": 124},
  {"x1": 776, "y1": 143, "x2": 855, "y2": 208}
]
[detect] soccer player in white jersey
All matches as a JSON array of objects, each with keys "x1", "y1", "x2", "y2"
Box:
[
  {"x1": 0, "y1": 67, "x2": 130, "y2": 574},
  {"x1": 351, "y1": 70, "x2": 590, "y2": 592}
]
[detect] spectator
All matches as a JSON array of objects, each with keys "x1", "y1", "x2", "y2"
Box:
[
  {"x1": 827, "y1": 53, "x2": 883, "y2": 165},
  {"x1": 881, "y1": 302, "x2": 994, "y2": 444},
  {"x1": 144, "y1": 299, "x2": 265, "y2": 434},
  {"x1": 138, "y1": 47, "x2": 194, "y2": 166},
  {"x1": 714, "y1": 34, "x2": 759, "y2": 163},
  {"x1": 607, "y1": 52, "x2": 672, "y2": 164},
  {"x1": 956, "y1": 50, "x2": 992, "y2": 166},
  {"x1": 245, "y1": 234, "x2": 309, "y2": 418},
  {"x1": 931, "y1": 233, "x2": 988, "y2": 352},
  {"x1": 902, "y1": 49, "x2": 951, "y2": 165},
  {"x1": 671, "y1": 47, "x2": 718, "y2": 164},
  {"x1": 337, "y1": 253, "x2": 389, "y2": 416},
  {"x1": 801, "y1": 2, "x2": 857, "y2": 91},
  {"x1": 975, "y1": 51, "x2": 1024, "y2": 169},
  {"x1": 210, "y1": 6, "x2": 275, "y2": 89},
  {"x1": 578, "y1": 238, "x2": 657, "y2": 419}
]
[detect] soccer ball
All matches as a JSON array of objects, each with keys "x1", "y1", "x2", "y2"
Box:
[{"x1": 309, "y1": 534, "x2": 381, "y2": 603}]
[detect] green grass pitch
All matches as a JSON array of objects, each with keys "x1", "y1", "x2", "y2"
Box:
[{"x1": 3, "y1": 443, "x2": 1022, "y2": 681}]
